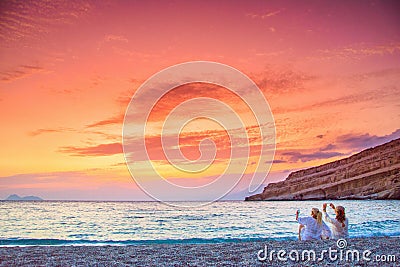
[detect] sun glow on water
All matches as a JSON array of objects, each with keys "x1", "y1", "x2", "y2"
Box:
[{"x1": 1, "y1": 200, "x2": 399, "y2": 245}]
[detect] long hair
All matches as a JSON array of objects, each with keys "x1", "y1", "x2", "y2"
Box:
[
  {"x1": 335, "y1": 206, "x2": 346, "y2": 228},
  {"x1": 312, "y1": 208, "x2": 323, "y2": 225}
]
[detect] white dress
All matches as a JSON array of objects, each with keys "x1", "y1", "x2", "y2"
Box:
[
  {"x1": 323, "y1": 211, "x2": 349, "y2": 239},
  {"x1": 297, "y1": 216, "x2": 331, "y2": 240}
]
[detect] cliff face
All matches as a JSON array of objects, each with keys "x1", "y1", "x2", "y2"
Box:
[{"x1": 245, "y1": 138, "x2": 400, "y2": 201}]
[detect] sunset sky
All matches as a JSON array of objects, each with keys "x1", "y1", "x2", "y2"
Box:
[{"x1": 1, "y1": 0, "x2": 399, "y2": 200}]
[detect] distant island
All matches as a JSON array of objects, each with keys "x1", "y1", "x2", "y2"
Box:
[
  {"x1": 4, "y1": 194, "x2": 43, "y2": 201},
  {"x1": 246, "y1": 138, "x2": 400, "y2": 201}
]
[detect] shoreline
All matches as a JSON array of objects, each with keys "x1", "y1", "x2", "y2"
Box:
[
  {"x1": 0, "y1": 236, "x2": 398, "y2": 266},
  {"x1": 1, "y1": 235, "x2": 399, "y2": 247}
]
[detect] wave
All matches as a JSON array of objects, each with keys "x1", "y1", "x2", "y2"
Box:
[
  {"x1": 0, "y1": 237, "x2": 294, "y2": 246},
  {"x1": 1, "y1": 232, "x2": 400, "y2": 246}
]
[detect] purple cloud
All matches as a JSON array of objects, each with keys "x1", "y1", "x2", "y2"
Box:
[{"x1": 336, "y1": 128, "x2": 400, "y2": 152}]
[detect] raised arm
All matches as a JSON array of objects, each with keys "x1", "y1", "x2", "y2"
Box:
[
  {"x1": 323, "y1": 203, "x2": 327, "y2": 212},
  {"x1": 323, "y1": 203, "x2": 335, "y2": 224}
]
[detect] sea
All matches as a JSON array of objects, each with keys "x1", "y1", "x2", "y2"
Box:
[{"x1": 0, "y1": 200, "x2": 399, "y2": 246}]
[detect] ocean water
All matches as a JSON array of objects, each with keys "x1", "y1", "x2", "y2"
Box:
[{"x1": 0, "y1": 200, "x2": 399, "y2": 246}]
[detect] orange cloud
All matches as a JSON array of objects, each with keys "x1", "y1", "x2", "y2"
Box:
[
  {"x1": 59, "y1": 143, "x2": 123, "y2": 156},
  {"x1": 28, "y1": 127, "x2": 74, "y2": 137},
  {"x1": 86, "y1": 114, "x2": 124, "y2": 128}
]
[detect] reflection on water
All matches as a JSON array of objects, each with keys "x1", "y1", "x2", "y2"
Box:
[{"x1": 0, "y1": 200, "x2": 399, "y2": 245}]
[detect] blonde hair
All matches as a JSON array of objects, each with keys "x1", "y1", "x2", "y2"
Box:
[
  {"x1": 316, "y1": 211, "x2": 322, "y2": 225},
  {"x1": 312, "y1": 208, "x2": 323, "y2": 225}
]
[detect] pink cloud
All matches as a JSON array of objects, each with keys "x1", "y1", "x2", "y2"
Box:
[{"x1": 0, "y1": 65, "x2": 44, "y2": 82}]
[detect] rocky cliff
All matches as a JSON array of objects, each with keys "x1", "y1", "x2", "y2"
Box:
[{"x1": 245, "y1": 138, "x2": 400, "y2": 200}]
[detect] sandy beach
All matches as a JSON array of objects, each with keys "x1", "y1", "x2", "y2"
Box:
[{"x1": 0, "y1": 236, "x2": 398, "y2": 266}]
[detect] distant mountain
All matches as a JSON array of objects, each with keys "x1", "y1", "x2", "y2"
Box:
[{"x1": 4, "y1": 194, "x2": 43, "y2": 201}]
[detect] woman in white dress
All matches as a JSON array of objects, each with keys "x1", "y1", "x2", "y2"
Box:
[
  {"x1": 322, "y1": 203, "x2": 348, "y2": 239},
  {"x1": 296, "y1": 208, "x2": 331, "y2": 241}
]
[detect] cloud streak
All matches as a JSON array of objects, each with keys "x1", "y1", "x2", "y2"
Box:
[
  {"x1": 59, "y1": 143, "x2": 123, "y2": 156},
  {"x1": 0, "y1": 0, "x2": 93, "y2": 47},
  {"x1": 0, "y1": 65, "x2": 45, "y2": 82},
  {"x1": 86, "y1": 114, "x2": 124, "y2": 128},
  {"x1": 315, "y1": 43, "x2": 400, "y2": 61},
  {"x1": 274, "y1": 129, "x2": 400, "y2": 164},
  {"x1": 281, "y1": 150, "x2": 344, "y2": 163},
  {"x1": 246, "y1": 9, "x2": 283, "y2": 19},
  {"x1": 335, "y1": 129, "x2": 400, "y2": 152},
  {"x1": 273, "y1": 84, "x2": 399, "y2": 114},
  {"x1": 28, "y1": 127, "x2": 74, "y2": 137}
]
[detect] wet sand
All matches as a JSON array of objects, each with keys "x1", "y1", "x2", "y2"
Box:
[{"x1": 0, "y1": 236, "x2": 399, "y2": 266}]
